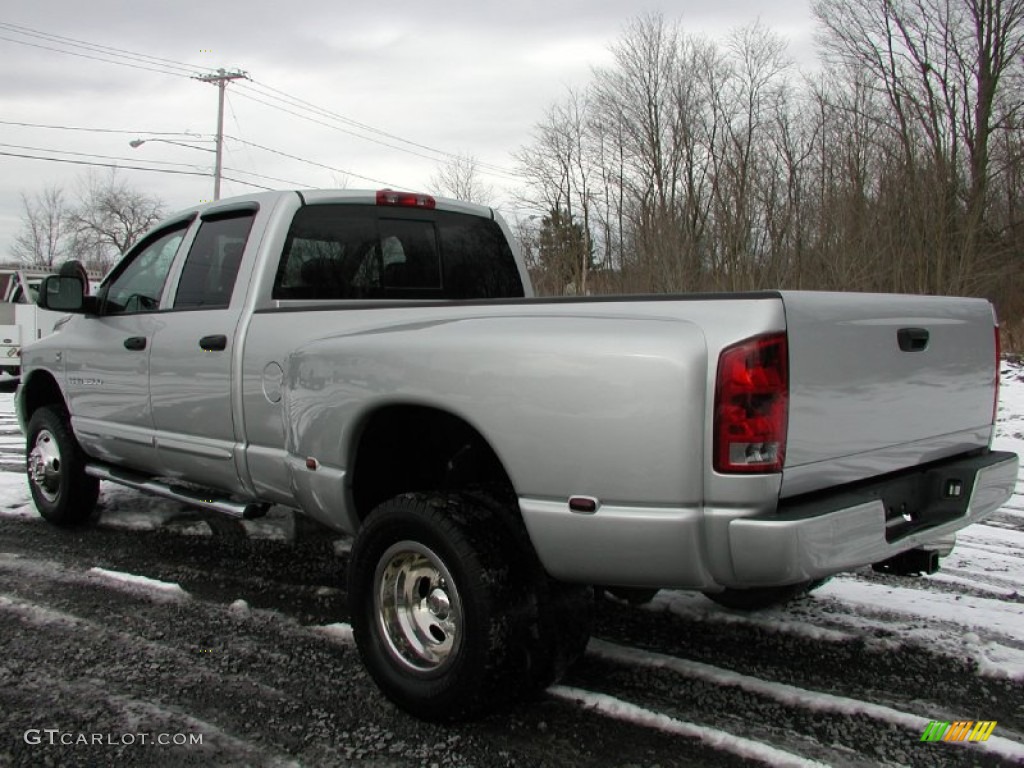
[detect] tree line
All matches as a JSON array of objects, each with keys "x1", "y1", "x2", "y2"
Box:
[
  {"x1": 9, "y1": 169, "x2": 164, "y2": 274},
  {"x1": 514, "y1": 3, "x2": 1024, "y2": 341}
]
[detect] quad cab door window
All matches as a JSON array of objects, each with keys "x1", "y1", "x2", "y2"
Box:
[
  {"x1": 100, "y1": 225, "x2": 188, "y2": 314},
  {"x1": 172, "y1": 212, "x2": 252, "y2": 309}
]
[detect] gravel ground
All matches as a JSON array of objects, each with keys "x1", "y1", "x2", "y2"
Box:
[
  {"x1": 0, "y1": 507, "x2": 1020, "y2": 767},
  {"x1": 0, "y1": 373, "x2": 1022, "y2": 767}
]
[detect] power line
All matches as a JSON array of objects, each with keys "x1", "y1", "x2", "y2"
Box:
[
  {"x1": 0, "y1": 141, "x2": 209, "y2": 170},
  {"x1": 0, "y1": 150, "x2": 273, "y2": 191},
  {"x1": 0, "y1": 119, "x2": 208, "y2": 138},
  {"x1": 0, "y1": 118, "x2": 408, "y2": 188},
  {"x1": 219, "y1": 165, "x2": 316, "y2": 189},
  {"x1": 229, "y1": 89, "x2": 455, "y2": 165},
  {"x1": 224, "y1": 92, "x2": 259, "y2": 184},
  {"x1": 0, "y1": 34, "x2": 195, "y2": 79},
  {"x1": 0, "y1": 141, "x2": 314, "y2": 189},
  {"x1": 222, "y1": 135, "x2": 404, "y2": 187},
  {"x1": 229, "y1": 87, "x2": 521, "y2": 183},
  {"x1": 0, "y1": 150, "x2": 203, "y2": 178},
  {"x1": 238, "y1": 79, "x2": 523, "y2": 180},
  {"x1": 241, "y1": 79, "x2": 521, "y2": 176},
  {"x1": 0, "y1": 22, "x2": 521, "y2": 183},
  {"x1": 0, "y1": 21, "x2": 212, "y2": 77}
]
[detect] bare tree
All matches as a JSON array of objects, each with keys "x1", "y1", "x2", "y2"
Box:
[
  {"x1": 67, "y1": 169, "x2": 165, "y2": 270},
  {"x1": 429, "y1": 154, "x2": 495, "y2": 205},
  {"x1": 10, "y1": 186, "x2": 75, "y2": 268},
  {"x1": 708, "y1": 22, "x2": 794, "y2": 290},
  {"x1": 511, "y1": 9, "x2": 1024, "y2": 337},
  {"x1": 10, "y1": 170, "x2": 167, "y2": 273},
  {"x1": 813, "y1": 0, "x2": 1024, "y2": 292}
]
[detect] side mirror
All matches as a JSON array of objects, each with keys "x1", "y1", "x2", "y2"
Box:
[{"x1": 38, "y1": 275, "x2": 86, "y2": 312}]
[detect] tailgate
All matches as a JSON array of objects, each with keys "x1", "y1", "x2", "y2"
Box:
[{"x1": 780, "y1": 291, "x2": 997, "y2": 497}]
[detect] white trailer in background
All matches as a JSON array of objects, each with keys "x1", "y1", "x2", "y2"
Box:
[{"x1": 0, "y1": 267, "x2": 83, "y2": 378}]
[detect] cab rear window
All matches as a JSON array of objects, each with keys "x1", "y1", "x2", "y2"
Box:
[{"x1": 273, "y1": 204, "x2": 524, "y2": 300}]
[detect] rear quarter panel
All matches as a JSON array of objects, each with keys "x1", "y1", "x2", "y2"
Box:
[{"x1": 284, "y1": 312, "x2": 709, "y2": 511}]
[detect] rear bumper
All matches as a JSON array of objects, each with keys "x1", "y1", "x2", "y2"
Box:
[{"x1": 726, "y1": 450, "x2": 1018, "y2": 586}]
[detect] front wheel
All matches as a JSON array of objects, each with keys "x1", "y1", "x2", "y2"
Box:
[
  {"x1": 348, "y1": 492, "x2": 588, "y2": 720},
  {"x1": 26, "y1": 406, "x2": 99, "y2": 526}
]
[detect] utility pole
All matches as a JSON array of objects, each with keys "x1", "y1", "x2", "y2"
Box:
[{"x1": 193, "y1": 68, "x2": 248, "y2": 200}]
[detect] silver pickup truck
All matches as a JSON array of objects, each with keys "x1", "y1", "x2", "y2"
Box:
[{"x1": 17, "y1": 189, "x2": 1018, "y2": 720}]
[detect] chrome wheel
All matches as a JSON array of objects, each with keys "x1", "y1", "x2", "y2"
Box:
[
  {"x1": 375, "y1": 541, "x2": 462, "y2": 673},
  {"x1": 28, "y1": 428, "x2": 62, "y2": 503}
]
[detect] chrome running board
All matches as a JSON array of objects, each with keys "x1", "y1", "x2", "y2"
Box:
[{"x1": 85, "y1": 463, "x2": 269, "y2": 519}]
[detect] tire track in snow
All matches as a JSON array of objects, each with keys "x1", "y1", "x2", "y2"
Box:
[
  {"x1": 593, "y1": 587, "x2": 1023, "y2": 742},
  {"x1": 564, "y1": 646, "x2": 990, "y2": 767},
  {"x1": 581, "y1": 639, "x2": 1024, "y2": 765},
  {"x1": 549, "y1": 686, "x2": 829, "y2": 768}
]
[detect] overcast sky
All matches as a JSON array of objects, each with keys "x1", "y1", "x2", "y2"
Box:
[{"x1": 0, "y1": 1, "x2": 820, "y2": 264}]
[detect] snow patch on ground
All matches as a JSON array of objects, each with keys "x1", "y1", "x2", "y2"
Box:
[
  {"x1": 550, "y1": 686, "x2": 829, "y2": 768},
  {"x1": 653, "y1": 579, "x2": 1024, "y2": 681},
  {"x1": 0, "y1": 471, "x2": 34, "y2": 518},
  {"x1": 926, "y1": 571, "x2": 1017, "y2": 597},
  {"x1": 312, "y1": 622, "x2": 355, "y2": 646},
  {"x1": 0, "y1": 593, "x2": 85, "y2": 628},
  {"x1": 587, "y1": 639, "x2": 1024, "y2": 762},
  {"x1": 814, "y1": 579, "x2": 1023, "y2": 646},
  {"x1": 647, "y1": 591, "x2": 858, "y2": 644},
  {"x1": 88, "y1": 567, "x2": 189, "y2": 600},
  {"x1": 332, "y1": 538, "x2": 353, "y2": 556}
]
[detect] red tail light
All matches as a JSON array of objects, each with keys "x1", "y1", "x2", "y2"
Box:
[
  {"x1": 376, "y1": 189, "x2": 436, "y2": 209},
  {"x1": 994, "y1": 324, "x2": 1001, "y2": 424},
  {"x1": 714, "y1": 333, "x2": 789, "y2": 474}
]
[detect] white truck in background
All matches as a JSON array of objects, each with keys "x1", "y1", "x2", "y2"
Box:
[{"x1": 0, "y1": 266, "x2": 93, "y2": 378}]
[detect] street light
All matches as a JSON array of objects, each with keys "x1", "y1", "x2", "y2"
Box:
[{"x1": 129, "y1": 138, "x2": 219, "y2": 199}]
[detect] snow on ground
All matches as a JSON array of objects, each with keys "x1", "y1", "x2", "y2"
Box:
[
  {"x1": 312, "y1": 622, "x2": 356, "y2": 646},
  {"x1": 549, "y1": 686, "x2": 829, "y2": 768},
  {"x1": 586, "y1": 639, "x2": 1024, "y2": 763},
  {"x1": 0, "y1": 456, "x2": 298, "y2": 541},
  {"x1": 0, "y1": 472, "x2": 34, "y2": 519},
  {"x1": 87, "y1": 567, "x2": 190, "y2": 600},
  {"x1": 1, "y1": 365, "x2": 1024, "y2": 760}
]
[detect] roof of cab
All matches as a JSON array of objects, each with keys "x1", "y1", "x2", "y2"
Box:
[{"x1": 166, "y1": 189, "x2": 494, "y2": 226}]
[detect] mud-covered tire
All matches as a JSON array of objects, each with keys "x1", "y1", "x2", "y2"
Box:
[
  {"x1": 348, "y1": 491, "x2": 590, "y2": 720},
  {"x1": 703, "y1": 578, "x2": 829, "y2": 611},
  {"x1": 25, "y1": 405, "x2": 99, "y2": 526}
]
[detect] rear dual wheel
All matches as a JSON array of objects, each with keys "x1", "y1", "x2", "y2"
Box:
[{"x1": 349, "y1": 491, "x2": 592, "y2": 720}]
